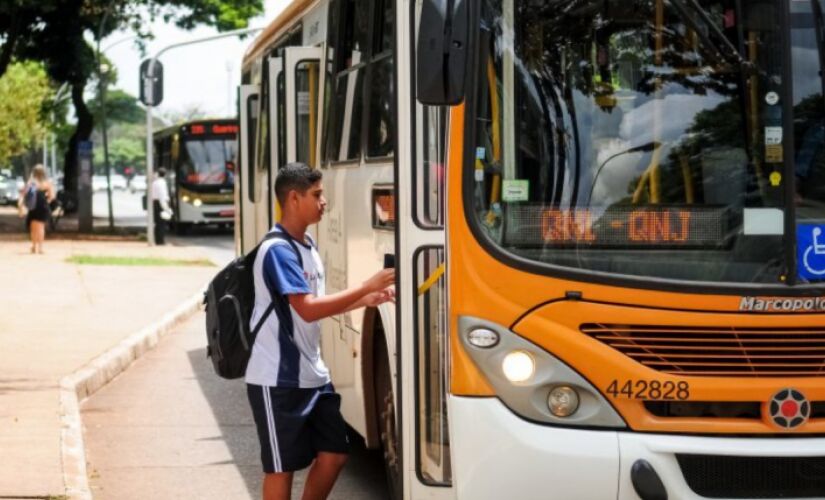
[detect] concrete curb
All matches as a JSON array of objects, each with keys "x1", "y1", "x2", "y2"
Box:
[{"x1": 58, "y1": 289, "x2": 205, "y2": 500}]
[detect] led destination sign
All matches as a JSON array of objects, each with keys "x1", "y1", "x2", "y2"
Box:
[
  {"x1": 503, "y1": 206, "x2": 727, "y2": 248},
  {"x1": 186, "y1": 124, "x2": 239, "y2": 136}
]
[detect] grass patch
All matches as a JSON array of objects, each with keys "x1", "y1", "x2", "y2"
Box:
[{"x1": 66, "y1": 255, "x2": 214, "y2": 267}]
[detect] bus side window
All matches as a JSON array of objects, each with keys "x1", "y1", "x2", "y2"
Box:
[
  {"x1": 414, "y1": 0, "x2": 446, "y2": 227},
  {"x1": 322, "y1": 0, "x2": 340, "y2": 166},
  {"x1": 246, "y1": 94, "x2": 260, "y2": 203},
  {"x1": 325, "y1": 0, "x2": 368, "y2": 163},
  {"x1": 256, "y1": 57, "x2": 271, "y2": 181},
  {"x1": 415, "y1": 246, "x2": 451, "y2": 485},
  {"x1": 416, "y1": 106, "x2": 447, "y2": 227},
  {"x1": 365, "y1": 0, "x2": 394, "y2": 159}
]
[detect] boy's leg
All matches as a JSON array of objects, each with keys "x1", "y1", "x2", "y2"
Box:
[
  {"x1": 303, "y1": 385, "x2": 350, "y2": 500},
  {"x1": 264, "y1": 471, "x2": 294, "y2": 500},
  {"x1": 300, "y1": 452, "x2": 348, "y2": 500},
  {"x1": 248, "y1": 385, "x2": 317, "y2": 498}
]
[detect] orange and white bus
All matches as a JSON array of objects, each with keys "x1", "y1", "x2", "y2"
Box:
[{"x1": 238, "y1": 0, "x2": 825, "y2": 498}]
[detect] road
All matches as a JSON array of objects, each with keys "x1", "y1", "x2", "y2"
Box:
[
  {"x1": 92, "y1": 188, "x2": 146, "y2": 227},
  {"x1": 166, "y1": 226, "x2": 236, "y2": 266},
  {"x1": 93, "y1": 188, "x2": 237, "y2": 265}
]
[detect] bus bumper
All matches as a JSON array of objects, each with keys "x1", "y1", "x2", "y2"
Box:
[
  {"x1": 178, "y1": 201, "x2": 234, "y2": 224},
  {"x1": 449, "y1": 396, "x2": 825, "y2": 500}
]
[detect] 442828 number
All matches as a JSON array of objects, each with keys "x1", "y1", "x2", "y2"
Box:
[{"x1": 606, "y1": 380, "x2": 690, "y2": 400}]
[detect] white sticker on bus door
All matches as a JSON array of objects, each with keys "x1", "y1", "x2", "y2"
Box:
[
  {"x1": 297, "y1": 91, "x2": 310, "y2": 116},
  {"x1": 502, "y1": 179, "x2": 529, "y2": 202},
  {"x1": 743, "y1": 208, "x2": 784, "y2": 235}
]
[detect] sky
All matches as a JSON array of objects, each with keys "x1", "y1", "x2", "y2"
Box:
[{"x1": 103, "y1": 0, "x2": 291, "y2": 120}]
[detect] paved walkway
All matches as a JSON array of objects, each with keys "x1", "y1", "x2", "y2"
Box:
[
  {"x1": 0, "y1": 237, "x2": 218, "y2": 497},
  {"x1": 81, "y1": 313, "x2": 388, "y2": 500}
]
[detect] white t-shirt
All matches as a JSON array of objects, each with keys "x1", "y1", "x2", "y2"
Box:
[
  {"x1": 151, "y1": 177, "x2": 170, "y2": 205},
  {"x1": 245, "y1": 226, "x2": 330, "y2": 388}
]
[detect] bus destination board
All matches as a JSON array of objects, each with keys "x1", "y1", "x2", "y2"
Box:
[{"x1": 503, "y1": 206, "x2": 728, "y2": 248}]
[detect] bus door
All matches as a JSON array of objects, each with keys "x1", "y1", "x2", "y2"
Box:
[
  {"x1": 283, "y1": 47, "x2": 327, "y2": 248},
  {"x1": 238, "y1": 83, "x2": 260, "y2": 255},
  {"x1": 284, "y1": 47, "x2": 325, "y2": 167},
  {"x1": 399, "y1": 112, "x2": 453, "y2": 497}
]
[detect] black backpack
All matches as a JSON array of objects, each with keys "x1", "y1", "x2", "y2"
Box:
[{"x1": 204, "y1": 231, "x2": 302, "y2": 379}]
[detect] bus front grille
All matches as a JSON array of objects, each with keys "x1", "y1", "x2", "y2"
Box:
[
  {"x1": 581, "y1": 324, "x2": 825, "y2": 377},
  {"x1": 676, "y1": 454, "x2": 825, "y2": 498}
]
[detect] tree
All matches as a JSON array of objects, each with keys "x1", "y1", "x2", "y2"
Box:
[
  {"x1": 159, "y1": 103, "x2": 214, "y2": 125},
  {"x1": 0, "y1": 0, "x2": 263, "y2": 207},
  {"x1": 89, "y1": 89, "x2": 145, "y2": 124},
  {"x1": 0, "y1": 61, "x2": 53, "y2": 166}
]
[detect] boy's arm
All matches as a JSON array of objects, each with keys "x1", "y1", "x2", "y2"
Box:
[{"x1": 288, "y1": 270, "x2": 395, "y2": 322}]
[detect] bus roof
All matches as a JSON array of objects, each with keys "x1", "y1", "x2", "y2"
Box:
[
  {"x1": 242, "y1": 0, "x2": 317, "y2": 69},
  {"x1": 153, "y1": 118, "x2": 238, "y2": 140}
]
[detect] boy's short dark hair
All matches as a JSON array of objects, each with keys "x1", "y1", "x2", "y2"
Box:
[
  {"x1": 275, "y1": 162, "x2": 322, "y2": 205},
  {"x1": 157, "y1": 167, "x2": 166, "y2": 178}
]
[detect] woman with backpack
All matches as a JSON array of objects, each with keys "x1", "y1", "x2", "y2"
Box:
[{"x1": 19, "y1": 164, "x2": 55, "y2": 254}]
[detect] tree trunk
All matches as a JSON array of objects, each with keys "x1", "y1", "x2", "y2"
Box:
[
  {"x1": 0, "y1": 24, "x2": 20, "y2": 78},
  {"x1": 62, "y1": 80, "x2": 93, "y2": 209}
]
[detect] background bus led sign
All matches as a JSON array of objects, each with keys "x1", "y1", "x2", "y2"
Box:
[
  {"x1": 503, "y1": 206, "x2": 727, "y2": 248},
  {"x1": 212, "y1": 124, "x2": 239, "y2": 135}
]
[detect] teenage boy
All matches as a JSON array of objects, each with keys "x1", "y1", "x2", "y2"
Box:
[{"x1": 246, "y1": 162, "x2": 395, "y2": 500}]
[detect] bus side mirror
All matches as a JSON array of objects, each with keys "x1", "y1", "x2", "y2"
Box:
[{"x1": 416, "y1": 0, "x2": 469, "y2": 106}]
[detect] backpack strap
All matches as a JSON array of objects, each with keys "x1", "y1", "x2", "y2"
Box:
[{"x1": 249, "y1": 231, "x2": 304, "y2": 337}]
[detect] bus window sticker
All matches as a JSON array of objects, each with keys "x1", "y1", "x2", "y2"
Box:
[
  {"x1": 797, "y1": 224, "x2": 825, "y2": 280},
  {"x1": 502, "y1": 179, "x2": 529, "y2": 202}
]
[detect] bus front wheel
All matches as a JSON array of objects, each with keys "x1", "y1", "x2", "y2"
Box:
[
  {"x1": 375, "y1": 336, "x2": 402, "y2": 500},
  {"x1": 174, "y1": 221, "x2": 191, "y2": 235}
]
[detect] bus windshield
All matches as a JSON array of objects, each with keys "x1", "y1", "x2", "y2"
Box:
[
  {"x1": 181, "y1": 138, "x2": 237, "y2": 187},
  {"x1": 471, "y1": 0, "x2": 825, "y2": 285}
]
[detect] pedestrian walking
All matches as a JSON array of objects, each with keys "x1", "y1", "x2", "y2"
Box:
[
  {"x1": 19, "y1": 164, "x2": 55, "y2": 254},
  {"x1": 151, "y1": 168, "x2": 172, "y2": 244},
  {"x1": 246, "y1": 163, "x2": 395, "y2": 500}
]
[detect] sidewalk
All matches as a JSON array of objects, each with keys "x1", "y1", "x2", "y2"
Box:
[
  {"x1": 0, "y1": 237, "x2": 217, "y2": 497},
  {"x1": 80, "y1": 313, "x2": 388, "y2": 500}
]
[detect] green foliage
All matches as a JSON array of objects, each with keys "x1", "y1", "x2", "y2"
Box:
[
  {"x1": 66, "y1": 255, "x2": 214, "y2": 267},
  {"x1": 0, "y1": 0, "x2": 263, "y2": 196},
  {"x1": 89, "y1": 89, "x2": 145, "y2": 124},
  {"x1": 93, "y1": 122, "x2": 148, "y2": 173},
  {"x1": 0, "y1": 61, "x2": 53, "y2": 165}
]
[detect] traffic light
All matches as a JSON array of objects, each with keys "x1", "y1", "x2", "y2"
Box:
[{"x1": 139, "y1": 59, "x2": 164, "y2": 106}]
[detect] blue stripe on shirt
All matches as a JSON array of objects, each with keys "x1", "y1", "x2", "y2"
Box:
[{"x1": 262, "y1": 241, "x2": 309, "y2": 387}]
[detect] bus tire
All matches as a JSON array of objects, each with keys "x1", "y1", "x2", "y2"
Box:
[
  {"x1": 375, "y1": 335, "x2": 402, "y2": 500},
  {"x1": 175, "y1": 222, "x2": 191, "y2": 235}
]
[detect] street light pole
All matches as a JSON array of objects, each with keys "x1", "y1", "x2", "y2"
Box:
[
  {"x1": 96, "y1": 0, "x2": 120, "y2": 231},
  {"x1": 143, "y1": 26, "x2": 262, "y2": 245}
]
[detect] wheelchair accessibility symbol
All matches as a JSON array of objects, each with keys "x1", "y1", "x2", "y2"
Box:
[{"x1": 798, "y1": 224, "x2": 825, "y2": 280}]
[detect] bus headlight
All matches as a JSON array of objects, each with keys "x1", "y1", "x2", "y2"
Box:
[
  {"x1": 502, "y1": 351, "x2": 535, "y2": 383},
  {"x1": 182, "y1": 195, "x2": 191, "y2": 203},
  {"x1": 467, "y1": 328, "x2": 499, "y2": 348},
  {"x1": 459, "y1": 316, "x2": 625, "y2": 428},
  {"x1": 193, "y1": 198, "x2": 203, "y2": 207},
  {"x1": 548, "y1": 386, "x2": 579, "y2": 417}
]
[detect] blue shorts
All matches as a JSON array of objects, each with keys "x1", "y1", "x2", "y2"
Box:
[{"x1": 247, "y1": 383, "x2": 349, "y2": 473}]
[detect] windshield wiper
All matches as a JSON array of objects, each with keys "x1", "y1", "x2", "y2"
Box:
[{"x1": 667, "y1": 0, "x2": 757, "y2": 73}]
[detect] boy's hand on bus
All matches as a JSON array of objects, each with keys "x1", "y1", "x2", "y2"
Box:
[
  {"x1": 364, "y1": 268, "x2": 395, "y2": 293},
  {"x1": 363, "y1": 288, "x2": 395, "y2": 307}
]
